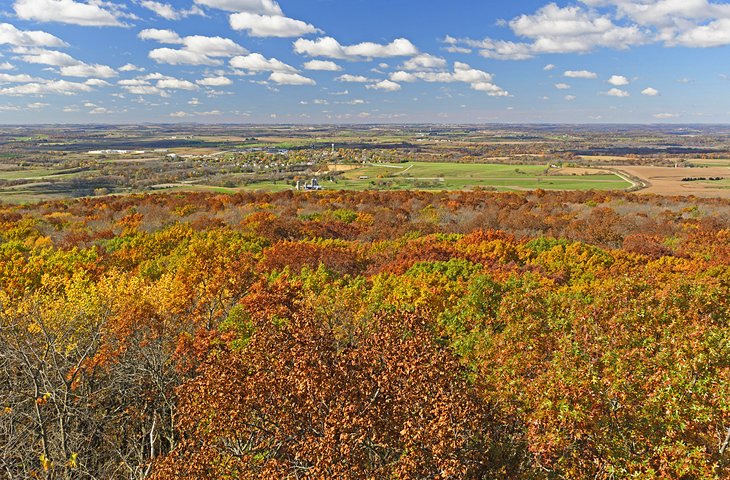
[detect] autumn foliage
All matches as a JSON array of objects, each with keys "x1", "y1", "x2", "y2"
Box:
[{"x1": 0, "y1": 189, "x2": 728, "y2": 479}]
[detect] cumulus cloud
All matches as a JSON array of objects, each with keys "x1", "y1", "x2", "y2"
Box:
[
  {"x1": 138, "y1": 29, "x2": 183, "y2": 44},
  {"x1": 268, "y1": 71, "x2": 315, "y2": 85},
  {"x1": 294, "y1": 36, "x2": 418, "y2": 60},
  {"x1": 17, "y1": 49, "x2": 78, "y2": 67},
  {"x1": 608, "y1": 74, "x2": 629, "y2": 85},
  {"x1": 581, "y1": 0, "x2": 730, "y2": 30},
  {"x1": 230, "y1": 12, "x2": 320, "y2": 37},
  {"x1": 388, "y1": 62, "x2": 509, "y2": 96},
  {"x1": 641, "y1": 87, "x2": 659, "y2": 96},
  {"x1": 303, "y1": 60, "x2": 341, "y2": 71},
  {"x1": 119, "y1": 63, "x2": 144, "y2": 72},
  {"x1": 148, "y1": 34, "x2": 246, "y2": 66},
  {"x1": 60, "y1": 63, "x2": 117, "y2": 78},
  {"x1": 448, "y1": 0, "x2": 730, "y2": 59},
  {"x1": 0, "y1": 73, "x2": 41, "y2": 83},
  {"x1": 675, "y1": 18, "x2": 730, "y2": 47},
  {"x1": 0, "y1": 23, "x2": 67, "y2": 48},
  {"x1": 193, "y1": 0, "x2": 282, "y2": 14},
  {"x1": 149, "y1": 48, "x2": 218, "y2": 65},
  {"x1": 84, "y1": 78, "x2": 111, "y2": 87},
  {"x1": 13, "y1": 0, "x2": 131, "y2": 27},
  {"x1": 544, "y1": 63, "x2": 556, "y2": 71},
  {"x1": 564, "y1": 70, "x2": 598, "y2": 78},
  {"x1": 157, "y1": 78, "x2": 198, "y2": 90},
  {"x1": 653, "y1": 112, "x2": 678, "y2": 119},
  {"x1": 399, "y1": 53, "x2": 447, "y2": 71},
  {"x1": 197, "y1": 76, "x2": 232, "y2": 86},
  {"x1": 0, "y1": 79, "x2": 93, "y2": 96},
  {"x1": 366, "y1": 79, "x2": 401, "y2": 92},
  {"x1": 183, "y1": 36, "x2": 246, "y2": 56},
  {"x1": 449, "y1": 4, "x2": 646, "y2": 60},
  {"x1": 335, "y1": 74, "x2": 371, "y2": 83},
  {"x1": 605, "y1": 87, "x2": 629, "y2": 97},
  {"x1": 0, "y1": 63, "x2": 15, "y2": 70},
  {"x1": 140, "y1": 1, "x2": 204, "y2": 20},
  {"x1": 555, "y1": 83, "x2": 571, "y2": 89},
  {"x1": 16, "y1": 48, "x2": 117, "y2": 78},
  {"x1": 230, "y1": 53, "x2": 297, "y2": 73}
]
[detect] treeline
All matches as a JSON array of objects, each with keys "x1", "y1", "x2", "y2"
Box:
[{"x1": 0, "y1": 190, "x2": 728, "y2": 479}]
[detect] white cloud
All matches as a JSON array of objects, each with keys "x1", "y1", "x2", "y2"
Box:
[
  {"x1": 197, "y1": 76, "x2": 232, "y2": 86},
  {"x1": 118, "y1": 79, "x2": 148, "y2": 86},
  {"x1": 157, "y1": 78, "x2": 198, "y2": 90},
  {"x1": 449, "y1": 4, "x2": 646, "y2": 60},
  {"x1": 337, "y1": 99, "x2": 365, "y2": 105},
  {"x1": 0, "y1": 79, "x2": 93, "y2": 96},
  {"x1": 149, "y1": 35, "x2": 246, "y2": 65},
  {"x1": 564, "y1": 69, "x2": 598, "y2": 78},
  {"x1": 138, "y1": 29, "x2": 183, "y2": 44},
  {"x1": 653, "y1": 112, "x2": 678, "y2": 119},
  {"x1": 399, "y1": 53, "x2": 447, "y2": 70},
  {"x1": 13, "y1": 0, "x2": 129, "y2": 27},
  {"x1": 387, "y1": 62, "x2": 509, "y2": 96},
  {"x1": 0, "y1": 73, "x2": 40, "y2": 83},
  {"x1": 581, "y1": 0, "x2": 730, "y2": 30},
  {"x1": 268, "y1": 71, "x2": 315, "y2": 85},
  {"x1": 84, "y1": 78, "x2": 111, "y2": 87},
  {"x1": 544, "y1": 63, "x2": 556, "y2": 70},
  {"x1": 230, "y1": 53, "x2": 297, "y2": 73},
  {"x1": 230, "y1": 12, "x2": 320, "y2": 37},
  {"x1": 149, "y1": 48, "x2": 219, "y2": 65},
  {"x1": 183, "y1": 35, "x2": 246, "y2": 56},
  {"x1": 123, "y1": 85, "x2": 167, "y2": 96},
  {"x1": 641, "y1": 87, "x2": 659, "y2": 96},
  {"x1": 193, "y1": 0, "x2": 282, "y2": 14},
  {"x1": 675, "y1": 18, "x2": 730, "y2": 47},
  {"x1": 0, "y1": 63, "x2": 13, "y2": 70},
  {"x1": 89, "y1": 107, "x2": 112, "y2": 114},
  {"x1": 303, "y1": 60, "x2": 341, "y2": 71},
  {"x1": 0, "y1": 23, "x2": 67, "y2": 48},
  {"x1": 18, "y1": 49, "x2": 77, "y2": 67},
  {"x1": 140, "y1": 1, "x2": 204, "y2": 20},
  {"x1": 294, "y1": 36, "x2": 418, "y2": 60},
  {"x1": 119, "y1": 63, "x2": 144, "y2": 72},
  {"x1": 16, "y1": 48, "x2": 117, "y2": 78},
  {"x1": 366, "y1": 79, "x2": 401, "y2": 92},
  {"x1": 605, "y1": 87, "x2": 629, "y2": 97},
  {"x1": 170, "y1": 111, "x2": 188, "y2": 117},
  {"x1": 60, "y1": 63, "x2": 117, "y2": 78},
  {"x1": 335, "y1": 74, "x2": 371, "y2": 83},
  {"x1": 555, "y1": 83, "x2": 571, "y2": 89},
  {"x1": 565, "y1": 94, "x2": 576, "y2": 100},
  {"x1": 448, "y1": 1, "x2": 730, "y2": 60},
  {"x1": 608, "y1": 74, "x2": 629, "y2": 85},
  {"x1": 27, "y1": 101, "x2": 48, "y2": 108}
]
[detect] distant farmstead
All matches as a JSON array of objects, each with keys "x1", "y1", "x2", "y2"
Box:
[{"x1": 296, "y1": 178, "x2": 323, "y2": 191}]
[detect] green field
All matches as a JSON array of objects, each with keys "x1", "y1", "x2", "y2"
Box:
[
  {"x1": 0, "y1": 167, "x2": 86, "y2": 181},
  {"x1": 247, "y1": 162, "x2": 632, "y2": 192}
]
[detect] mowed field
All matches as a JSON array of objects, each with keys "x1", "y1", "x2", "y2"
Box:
[
  {"x1": 330, "y1": 162, "x2": 632, "y2": 191},
  {"x1": 617, "y1": 165, "x2": 730, "y2": 197}
]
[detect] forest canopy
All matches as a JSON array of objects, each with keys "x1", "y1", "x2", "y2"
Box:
[{"x1": 0, "y1": 189, "x2": 728, "y2": 479}]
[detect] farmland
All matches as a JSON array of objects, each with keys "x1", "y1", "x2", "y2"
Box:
[{"x1": 0, "y1": 124, "x2": 729, "y2": 203}]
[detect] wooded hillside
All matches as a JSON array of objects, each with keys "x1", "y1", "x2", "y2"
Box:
[{"x1": 1, "y1": 190, "x2": 728, "y2": 479}]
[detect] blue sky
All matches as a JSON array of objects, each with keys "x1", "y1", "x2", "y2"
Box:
[{"x1": 0, "y1": 0, "x2": 729, "y2": 123}]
